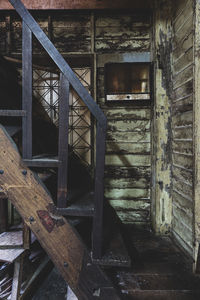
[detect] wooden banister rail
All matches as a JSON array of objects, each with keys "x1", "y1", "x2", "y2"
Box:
[{"x1": 8, "y1": 0, "x2": 106, "y2": 259}]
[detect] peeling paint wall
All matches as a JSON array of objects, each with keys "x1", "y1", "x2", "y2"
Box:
[
  {"x1": 96, "y1": 13, "x2": 152, "y2": 224},
  {"x1": 171, "y1": 0, "x2": 194, "y2": 258}
]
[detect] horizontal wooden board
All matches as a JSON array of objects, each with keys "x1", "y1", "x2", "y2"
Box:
[
  {"x1": 173, "y1": 48, "x2": 193, "y2": 74},
  {"x1": 172, "y1": 94, "x2": 193, "y2": 115},
  {"x1": 173, "y1": 126, "x2": 193, "y2": 139},
  {"x1": 104, "y1": 108, "x2": 151, "y2": 120},
  {"x1": 172, "y1": 165, "x2": 193, "y2": 183},
  {"x1": 172, "y1": 218, "x2": 193, "y2": 246},
  {"x1": 173, "y1": 0, "x2": 192, "y2": 29},
  {"x1": 172, "y1": 111, "x2": 192, "y2": 127},
  {"x1": 173, "y1": 204, "x2": 193, "y2": 228},
  {"x1": 108, "y1": 199, "x2": 150, "y2": 210},
  {"x1": 52, "y1": 27, "x2": 91, "y2": 40},
  {"x1": 173, "y1": 79, "x2": 193, "y2": 100},
  {"x1": 172, "y1": 230, "x2": 193, "y2": 257},
  {"x1": 173, "y1": 12, "x2": 193, "y2": 45},
  {"x1": 95, "y1": 39, "x2": 150, "y2": 52},
  {"x1": 107, "y1": 131, "x2": 150, "y2": 143},
  {"x1": 95, "y1": 27, "x2": 150, "y2": 40},
  {"x1": 52, "y1": 16, "x2": 91, "y2": 28},
  {"x1": 173, "y1": 65, "x2": 193, "y2": 90},
  {"x1": 172, "y1": 153, "x2": 193, "y2": 170},
  {"x1": 172, "y1": 177, "x2": 193, "y2": 199},
  {"x1": 105, "y1": 154, "x2": 150, "y2": 166},
  {"x1": 95, "y1": 15, "x2": 151, "y2": 28},
  {"x1": 105, "y1": 188, "x2": 150, "y2": 200},
  {"x1": 115, "y1": 209, "x2": 150, "y2": 223},
  {"x1": 0, "y1": 0, "x2": 154, "y2": 10},
  {"x1": 104, "y1": 166, "x2": 151, "y2": 179},
  {"x1": 107, "y1": 119, "x2": 150, "y2": 132},
  {"x1": 106, "y1": 142, "x2": 150, "y2": 154},
  {"x1": 105, "y1": 177, "x2": 149, "y2": 189},
  {"x1": 172, "y1": 32, "x2": 193, "y2": 61},
  {"x1": 172, "y1": 140, "x2": 193, "y2": 155},
  {"x1": 172, "y1": 190, "x2": 193, "y2": 212}
]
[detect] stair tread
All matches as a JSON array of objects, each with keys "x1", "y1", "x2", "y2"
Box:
[
  {"x1": 57, "y1": 191, "x2": 94, "y2": 217},
  {"x1": 0, "y1": 231, "x2": 23, "y2": 249},
  {"x1": 0, "y1": 248, "x2": 25, "y2": 263}
]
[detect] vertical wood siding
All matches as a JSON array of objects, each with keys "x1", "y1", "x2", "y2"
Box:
[{"x1": 171, "y1": 0, "x2": 194, "y2": 257}]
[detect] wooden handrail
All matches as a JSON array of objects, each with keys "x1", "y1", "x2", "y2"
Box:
[{"x1": 9, "y1": 0, "x2": 107, "y2": 130}]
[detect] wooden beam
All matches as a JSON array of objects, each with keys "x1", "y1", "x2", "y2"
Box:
[
  {"x1": 3, "y1": 0, "x2": 153, "y2": 10},
  {"x1": 22, "y1": 21, "x2": 32, "y2": 159},
  {"x1": 57, "y1": 74, "x2": 69, "y2": 208},
  {"x1": 11, "y1": 256, "x2": 24, "y2": 300},
  {"x1": 0, "y1": 126, "x2": 120, "y2": 300},
  {"x1": 92, "y1": 124, "x2": 106, "y2": 259}
]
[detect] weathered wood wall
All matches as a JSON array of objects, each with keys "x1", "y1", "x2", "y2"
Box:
[
  {"x1": 0, "y1": 11, "x2": 152, "y2": 225},
  {"x1": 171, "y1": 0, "x2": 194, "y2": 257},
  {"x1": 151, "y1": 0, "x2": 173, "y2": 235},
  {"x1": 96, "y1": 13, "x2": 152, "y2": 224}
]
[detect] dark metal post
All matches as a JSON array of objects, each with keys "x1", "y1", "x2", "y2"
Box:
[
  {"x1": 22, "y1": 20, "x2": 32, "y2": 159},
  {"x1": 92, "y1": 123, "x2": 106, "y2": 259},
  {"x1": 57, "y1": 74, "x2": 69, "y2": 208}
]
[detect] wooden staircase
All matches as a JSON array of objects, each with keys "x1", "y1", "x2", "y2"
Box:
[
  {"x1": 0, "y1": 125, "x2": 121, "y2": 299},
  {"x1": 0, "y1": 0, "x2": 131, "y2": 298}
]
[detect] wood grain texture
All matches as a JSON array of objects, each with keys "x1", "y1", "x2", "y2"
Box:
[
  {"x1": 0, "y1": 126, "x2": 119, "y2": 300},
  {"x1": 171, "y1": 0, "x2": 194, "y2": 260}
]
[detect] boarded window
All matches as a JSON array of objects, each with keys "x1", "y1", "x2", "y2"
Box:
[{"x1": 105, "y1": 63, "x2": 150, "y2": 101}]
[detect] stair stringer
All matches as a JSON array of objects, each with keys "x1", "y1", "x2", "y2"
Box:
[{"x1": 0, "y1": 125, "x2": 120, "y2": 300}]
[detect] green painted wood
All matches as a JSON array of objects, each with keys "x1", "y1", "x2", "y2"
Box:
[
  {"x1": 105, "y1": 188, "x2": 150, "y2": 200},
  {"x1": 105, "y1": 154, "x2": 150, "y2": 166}
]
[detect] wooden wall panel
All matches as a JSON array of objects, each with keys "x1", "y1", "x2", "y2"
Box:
[
  {"x1": 171, "y1": 0, "x2": 194, "y2": 258},
  {"x1": 96, "y1": 12, "x2": 151, "y2": 224},
  {"x1": 95, "y1": 14, "x2": 151, "y2": 53}
]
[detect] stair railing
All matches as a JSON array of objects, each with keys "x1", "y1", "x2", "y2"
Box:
[{"x1": 9, "y1": 0, "x2": 106, "y2": 259}]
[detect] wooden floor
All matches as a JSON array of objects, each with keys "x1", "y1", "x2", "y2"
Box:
[
  {"x1": 31, "y1": 224, "x2": 200, "y2": 299},
  {"x1": 110, "y1": 225, "x2": 200, "y2": 300}
]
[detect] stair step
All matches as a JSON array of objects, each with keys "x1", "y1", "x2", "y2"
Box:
[
  {"x1": 57, "y1": 192, "x2": 94, "y2": 217},
  {"x1": 23, "y1": 157, "x2": 59, "y2": 168},
  {"x1": 0, "y1": 231, "x2": 23, "y2": 249},
  {"x1": 0, "y1": 249, "x2": 25, "y2": 263},
  {"x1": 122, "y1": 290, "x2": 200, "y2": 300}
]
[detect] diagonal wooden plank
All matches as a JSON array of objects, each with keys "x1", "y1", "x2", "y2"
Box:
[{"x1": 0, "y1": 126, "x2": 120, "y2": 300}]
